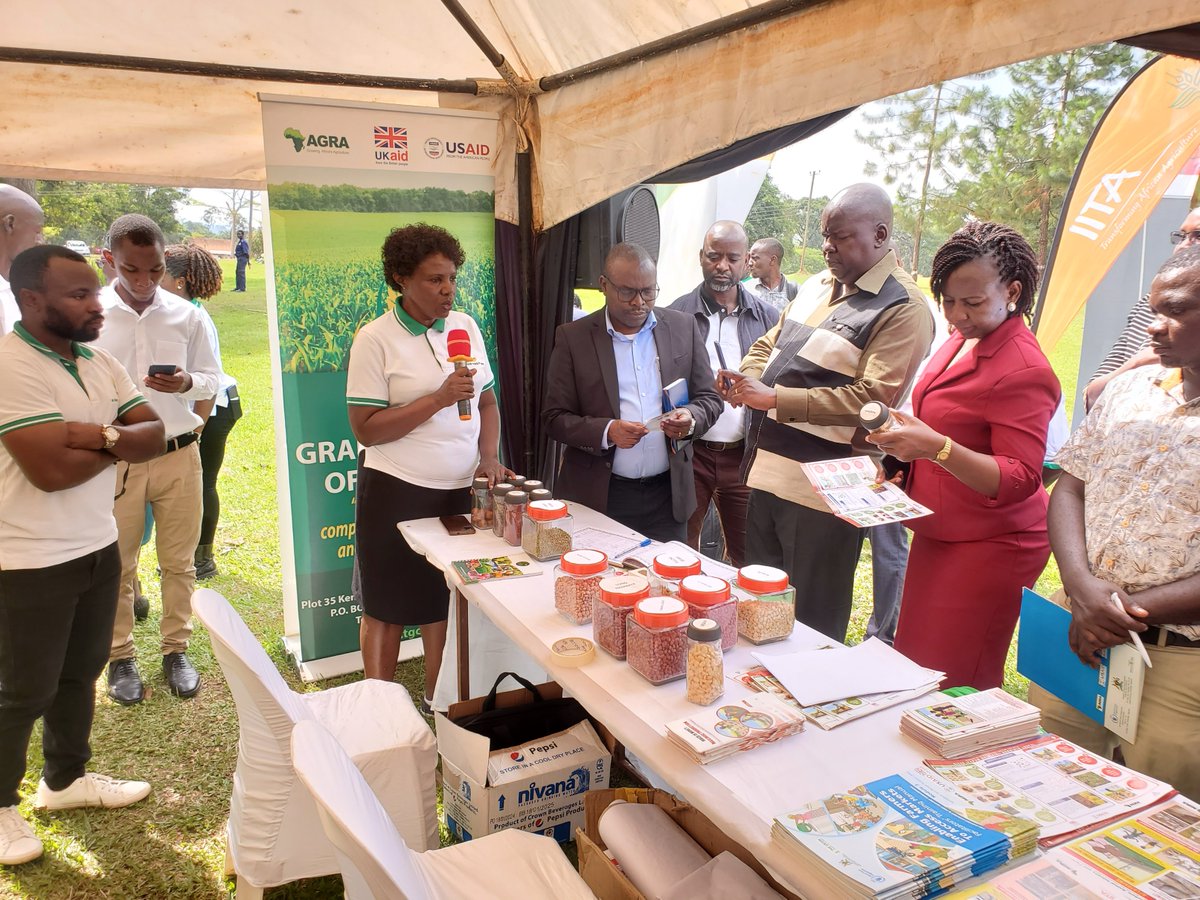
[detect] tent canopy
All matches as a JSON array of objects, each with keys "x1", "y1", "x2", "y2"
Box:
[{"x1": 3, "y1": 1, "x2": 1197, "y2": 229}]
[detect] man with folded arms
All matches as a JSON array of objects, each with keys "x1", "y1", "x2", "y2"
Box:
[
  {"x1": 0, "y1": 245, "x2": 164, "y2": 865},
  {"x1": 93, "y1": 214, "x2": 219, "y2": 704},
  {"x1": 1031, "y1": 246, "x2": 1200, "y2": 802}
]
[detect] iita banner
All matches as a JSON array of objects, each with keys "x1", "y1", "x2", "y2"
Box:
[
  {"x1": 1035, "y1": 55, "x2": 1200, "y2": 350},
  {"x1": 260, "y1": 96, "x2": 498, "y2": 669}
]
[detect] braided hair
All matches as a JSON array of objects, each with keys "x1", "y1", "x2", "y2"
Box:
[
  {"x1": 929, "y1": 221, "x2": 1040, "y2": 320},
  {"x1": 164, "y1": 243, "x2": 224, "y2": 300}
]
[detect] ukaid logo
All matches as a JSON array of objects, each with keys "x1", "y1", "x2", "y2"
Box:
[
  {"x1": 373, "y1": 125, "x2": 409, "y2": 165},
  {"x1": 516, "y1": 766, "x2": 591, "y2": 807},
  {"x1": 282, "y1": 127, "x2": 350, "y2": 154}
]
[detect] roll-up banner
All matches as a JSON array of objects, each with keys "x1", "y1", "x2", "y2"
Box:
[
  {"x1": 1035, "y1": 55, "x2": 1200, "y2": 369},
  {"x1": 260, "y1": 96, "x2": 498, "y2": 678}
]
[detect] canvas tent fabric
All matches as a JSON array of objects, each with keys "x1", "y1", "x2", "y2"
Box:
[{"x1": 2, "y1": 0, "x2": 1197, "y2": 231}]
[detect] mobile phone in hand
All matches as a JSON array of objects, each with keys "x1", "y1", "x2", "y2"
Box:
[
  {"x1": 713, "y1": 344, "x2": 733, "y2": 390},
  {"x1": 148, "y1": 364, "x2": 176, "y2": 377},
  {"x1": 439, "y1": 515, "x2": 476, "y2": 536}
]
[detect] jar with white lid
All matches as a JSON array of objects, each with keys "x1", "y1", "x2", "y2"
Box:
[
  {"x1": 735, "y1": 564, "x2": 795, "y2": 644},
  {"x1": 648, "y1": 550, "x2": 702, "y2": 598},
  {"x1": 593, "y1": 574, "x2": 649, "y2": 659},
  {"x1": 490, "y1": 482, "x2": 514, "y2": 538},
  {"x1": 553, "y1": 549, "x2": 609, "y2": 625},
  {"x1": 626, "y1": 596, "x2": 689, "y2": 684},
  {"x1": 680, "y1": 574, "x2": 737, "y2": 652},
  {"x1": 521, "y1": 499, "x2": 573, "y2": 560}
]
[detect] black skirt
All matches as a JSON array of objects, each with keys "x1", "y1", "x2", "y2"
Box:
[{"x1": 355, "y1": 464, "x2": 469, "y2": 626}]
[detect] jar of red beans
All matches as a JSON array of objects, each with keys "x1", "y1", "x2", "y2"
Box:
[
  {"x1": 648, "y1": 550, "x2": 702, "y2": 598},
  {"x1": 679, "y1": 574, "x2": 737, "y2": 652},
  {"x1": 490, "y1": 482, "x2": 513, "y2": 538},
  {"x1": 553, "y1": 549, "x2": 609, "y2": 625},
  {"x1": 593, "y1": 574, "x2": 648, "y2": 659},
  {"x1": 626, "y1": 596, "x2": 689, "y2": 684},
  {"x1": 502, "y1": 491, "x2": 528, "y2": 546},
  {"x1": 734, "y1": 564, "x2": 795, "y2": 644}
]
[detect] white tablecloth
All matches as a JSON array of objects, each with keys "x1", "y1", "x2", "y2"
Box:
[{"x1": 400, "y1": 506, "x2": 934, "y2": 898}]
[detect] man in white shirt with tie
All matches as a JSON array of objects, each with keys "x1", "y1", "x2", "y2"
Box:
[
  {"x1": 0, "y1": 185, "x2": 45, "y2": 335},
  {"x1": 92, "y1": 214, "x2": 220, "y2": 705}
]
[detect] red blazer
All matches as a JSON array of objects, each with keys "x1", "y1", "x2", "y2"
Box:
[{"x1": 906, "y1": 315, "x2": 1060, "y2": 543}]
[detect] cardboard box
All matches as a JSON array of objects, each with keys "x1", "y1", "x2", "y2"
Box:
[
  {"x1": 436, "y1": 681, "x2": 613, "y2": 843},
  {"x1": 577, "y1": 788, "x2": 800, "y2": 900}
]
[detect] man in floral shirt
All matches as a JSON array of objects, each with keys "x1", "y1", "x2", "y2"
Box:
[{"x1": 1031, "y1": 247, "x2": 1200, "y2": 801}]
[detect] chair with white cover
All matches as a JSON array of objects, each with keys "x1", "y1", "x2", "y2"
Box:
[
  {"x1": 292, "y1": 719, "x2": 596, "y2": 900},
  {"x1": 193, "y1": 588, "x2": 438, "y2": 899}
]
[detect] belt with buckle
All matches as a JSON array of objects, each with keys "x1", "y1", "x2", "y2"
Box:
[
  {"x1": 164, "y1": 432, "x2": 200, "y2": 454},
  {"x1": 610, "y1": 471, "x2": 670, "y2": 484},
  {"x1": 1141, "y1": 625, "x2": 1200, "y2": 649},
  {"x1": 698, "y1": 439, "x2": 744, "y2": 452}
]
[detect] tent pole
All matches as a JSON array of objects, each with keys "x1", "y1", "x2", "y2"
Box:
[
  {"x1": 517, "y1": 149, "x2": 537, "y2": 476},
  {"x1": 438, "y1": 0, "x2": 531, "y2": 95}
]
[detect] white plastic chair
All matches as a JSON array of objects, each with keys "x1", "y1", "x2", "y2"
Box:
[
  {"x1": 193, "y1": 588, "x2": 438, "y2": 899},
  {"x1": 291, "y1": 719, "x2": 596, "y2": 900}
]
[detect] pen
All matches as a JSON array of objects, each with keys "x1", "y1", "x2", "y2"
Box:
[{"x1": 1111, "y1": 592, "x2": 1153, "y2": 669}]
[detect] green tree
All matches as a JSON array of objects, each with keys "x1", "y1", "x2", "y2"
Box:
[{"x1": 36, "y1": 182, "x2": 185, "y2": 246}]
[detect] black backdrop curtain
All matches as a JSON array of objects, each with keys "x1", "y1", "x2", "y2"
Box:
[{"x1": 493, "y1": 220, "x2": 524, "y2": 469}]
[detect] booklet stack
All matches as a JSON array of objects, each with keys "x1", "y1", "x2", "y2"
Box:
[
  {"x1": 665, "y1": 693, "x2": 806, "y2": 764},
  {"x1": 899, "y1": 688, "x2": 1042, "y2": 758},
  {"x1": 772, "y1": 771, "x2": 1036, "y2": 899}
]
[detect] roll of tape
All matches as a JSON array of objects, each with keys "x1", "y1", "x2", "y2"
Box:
[{"x1": 551, "y1": 636, "x2": 595, "y2": 667}]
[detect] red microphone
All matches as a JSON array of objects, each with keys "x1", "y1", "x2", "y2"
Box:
[{"x1": 446, "y1": 328, "x2": 476, "y2": 421}]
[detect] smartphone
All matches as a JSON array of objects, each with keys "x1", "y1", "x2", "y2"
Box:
[
  {"x1": 148, "y1": 364, "x2": 177, "y2": 377},
  {"x1": 439, "y1": 514, "x2": 476, "y2": 536},
  {"x1": 713, "y1": 344, "x2": 733, "y2": 390}
]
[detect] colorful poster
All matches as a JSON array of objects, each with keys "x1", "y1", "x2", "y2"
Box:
[{"x1": 260, "y1": 96, "x2": 498, "y2": 668}]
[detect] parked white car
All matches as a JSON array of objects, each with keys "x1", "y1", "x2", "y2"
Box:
[{"x1": 64, "y1": 240, "x2": 91, "y2": 255}]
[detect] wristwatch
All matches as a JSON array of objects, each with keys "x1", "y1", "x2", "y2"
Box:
[
  {"x1": 934, "y1": 435, "x2": 952, "y2": 463},
  {"x1": 101, "y1": 425, "x2": 120, "y2": 450}
]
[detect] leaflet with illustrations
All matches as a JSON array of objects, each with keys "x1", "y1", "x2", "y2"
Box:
[
  {"x1": 900, "y1": 688, "x2": 1042, "y2": 757},
  {"x1": 772, "y1": 772, "x2": 1017, "y2": 899},
  {"x1": 947, "y1": 797, "x2": 1200, "y2": 900},
  {"x1": 922, "y1": 735, "x2": 1175, "y2": 847},
  {"x1": 800, "y1": 456, "x2": 933, "y2": 528},
  {"x1": 450, "y1": 553, "x2": 543, "y2": 585},
  {"x1": 664, "y1": 693, "x2": 806, "y2": 764}
]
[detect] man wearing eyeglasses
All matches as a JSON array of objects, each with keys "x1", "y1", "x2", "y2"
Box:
[
  {"x1": 544, "y1": 243, "x2": 723, "y2": 542},
  {"x1": 1083, "y1": 208, "x2": 1200, "y2": 410},
  {"x1": 669, "y1": 221, "x2": 778, "y2": 565}
]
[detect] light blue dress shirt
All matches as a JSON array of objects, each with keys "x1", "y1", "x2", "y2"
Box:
[{"x1": 602, "y1": 310, "x2": 668, "y2": 478}]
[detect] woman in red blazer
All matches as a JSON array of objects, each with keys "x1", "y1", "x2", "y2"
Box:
[{"x1": 866, "y1": 222, "x2": 1060, "y2": 689}]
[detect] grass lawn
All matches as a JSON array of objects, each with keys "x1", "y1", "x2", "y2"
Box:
[{"x1": 0, "y1": 260, "x2": 1083, "y2": 898}]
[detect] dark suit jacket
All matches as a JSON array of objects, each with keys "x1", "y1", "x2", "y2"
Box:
[
  {"x1": 906, "y1": 315, "x2": 1061, "y2": 543},
  {"x1": 543, "y1": 306, "x2": 723, "y2": 523}
]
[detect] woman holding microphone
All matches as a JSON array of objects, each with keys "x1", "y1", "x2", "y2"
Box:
[
  {"x1": 866, "y1": 222, "x2": 1060, "y2": 690},
  {"x1": 346, "y1": 224, "x2": 508, "y2": 711}
]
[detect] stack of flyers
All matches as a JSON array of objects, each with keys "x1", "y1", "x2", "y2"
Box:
[
  {"x1": 800, "y1": 456, "x2": 933, "y2": 528},
  {"x1": 664, "y1": 693, "x2": 805, "y2": 764},
  {"x1": 900, "y1": 688, "x2": 1042, "y2": 758}
]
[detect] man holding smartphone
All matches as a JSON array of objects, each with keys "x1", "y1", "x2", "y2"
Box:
[{"x1": 93, "y1": 215, "x2": 219, "y2": 705}]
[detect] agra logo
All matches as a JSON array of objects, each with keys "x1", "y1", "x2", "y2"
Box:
[{"x1": 282, "y1": 127, "x2": 350, "y2": 153}]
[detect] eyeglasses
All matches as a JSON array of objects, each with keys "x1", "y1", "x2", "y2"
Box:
[
  {"x1": 602, "y1": 279, "x2": 660, "y2": 303},
  {"x1": 1170, "y1": 230, "x2": 1200, "y2": 245}
]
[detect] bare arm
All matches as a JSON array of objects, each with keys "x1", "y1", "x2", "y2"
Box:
[
  {"x1": 1083, "y1": 347, "x2": 1159, "y2": 411},
  {"x1": 192, "y1": 398, "x2": 216, "y2": 431},
  {"x1": 107, "y1": 402, "x2": 167, "y2": 462},
  {"x1": 474, "y1": 389, "x2": 512, "y2": 485},
  {"x1": 3, "y1": 422, "x2": 117, "y2": 492},
  {"x1": 348, "y1": 367, "x2": 472, "y2": 446}
]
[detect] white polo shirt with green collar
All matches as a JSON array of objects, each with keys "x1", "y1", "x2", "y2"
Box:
[
  {"x1": 346, "y1": 306, "x2": 494, "y2": 490},
  {"x1": 0, "y1": 324, "x2": 147, "y2": 569}
]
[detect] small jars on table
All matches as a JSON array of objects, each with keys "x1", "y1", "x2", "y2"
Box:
[
  {"x1": 686, "y1": 618, "x2": 725, "y2": 705},
  {"x1": 649, "y1": 550, "x2": 702, "y2": 598},
  {"x1": 522, "y1": 499, "x2": 573, "y2": 560},
  {"x1": 528, "y1": 488, "x2": 553, "y2": 503},
  {"x1": 508, "y1": 475, "x2": 527, "y2": 491},
  {"x1": 735, "y1": 564, "x2": 795, "y2": 644},
  {"x1": 490, "y1": 482, "x2": 514, "y2": 538},
  {"x1": 626, "y1": 596, "x2": 689, "y2": 685},
  {"x1": 502, "y1": 490, "x2": 528, "y2": 546},
  {"x1": 593, "y1": 574, "x2": 648, "y2": 659},
  {"x1": 680, "y1": 574, "x2": 737, "y2": 651},
  {"x1": 553, "y1": 549, "x2": 609, "y2": 625},
  {"x1": 470, "y1": 476, "x2": 492, "y2": 529}
]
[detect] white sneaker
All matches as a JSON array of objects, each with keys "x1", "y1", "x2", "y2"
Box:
[
  {"x1": 35, "y1": 773, "x2": 150, "y2": 810},
  {"x1": 0, "y1": 806, "x2": 42, "y2": 865}
]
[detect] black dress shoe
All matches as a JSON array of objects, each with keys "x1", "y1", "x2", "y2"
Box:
[
  {"x1": 162, "y1": 653, "x2": 201, "y2": 698},
  {"x1": 195, "y1": 557, "x2": 218, "y2": 580},
  {"x1": 107, "y1": 659, "x2": 144, "y2": 705}
]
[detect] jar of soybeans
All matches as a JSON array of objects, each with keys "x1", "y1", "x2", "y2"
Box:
[
  {"x1": 490, "y1": 482, "x2": 514, "y2": 538},
  {"x1": 735, "y1": 564, "x2": 795, "y2": 644},
  {"x1": 470, "y1": 477, "x2": 492, "y2": 529},
  {"x1": 593, "y1": 574, "x2": 648, "y2": 659},
  {"x1": 649, "y1": 550, "x2": 702, "y2": 599},
  {"x1": 680, "y1": 574, "x2": 737, "y2": 652},
  {"x1": 553, "y1": 549, "x2": 610, "y2": 625},
  {"x1": 502, "y1": 491, "x2": 528, "y2": 546},
  {"x1": 522, "y1": 499, "x2": 574, "y2": 560},
  {"x1": 626, "y1": 596, "x2": 689, "y2": 685}
]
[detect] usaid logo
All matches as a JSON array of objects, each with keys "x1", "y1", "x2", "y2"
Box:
[{"x1": 424, "y1": 138, "x2": 444, "y2": 159}]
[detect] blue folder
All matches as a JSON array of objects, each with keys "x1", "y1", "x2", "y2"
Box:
[{"x1": 1017, "y1": 588, "x2": 1107, "y2": 725}]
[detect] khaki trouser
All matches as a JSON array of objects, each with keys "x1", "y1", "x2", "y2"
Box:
[
  {"x1": 1029, "y1": 640, "x2": 1200, "y2": 802},
  {"x1": 111, "y1": 443, "x2": 202, "y2": 661}
]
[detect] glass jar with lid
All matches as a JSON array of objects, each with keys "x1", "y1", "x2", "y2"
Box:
[
  {"x1": 734, "y1": 564, "x2": 795, "y2": 644},
  {"x1": 490, "y1": 482, "x2": 514, "y2": 538},
  {"x1": 508, "y1": 475, "x2": 527, "y2": 491},
  {"x1": 626, "y1": 596, "x2": 690, "y2": 684},
  {"x1": 593, "y1": 574, "x2": 648, "y2": 659},
  {"x1": 648, "y1": 550, "x2": 702, "y2": 598},
  {"x1": 553, "y1": 549, "x2": 609, "y2": 625},
  {"x1": 470, "y1": 476, "x2": 492, "y2": 530},
  {"x1": 679, "y1": 574, "x2": 737, "y2": 652},
  {"x1": 686, "y1": 619, "x2": 725, "y2": 705},
  {"x1": 522, "y1": 499, "x2": 574, "y2": 560},
  {"x1": 521, "y1": 479, "x2": 545, "y2": 495},
  {"x1": 502, "y1": 490, "x2": 528, "y2": 546},
  {"x1": 528, "y1": 488, "x2": 553, "y2": 503}
]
